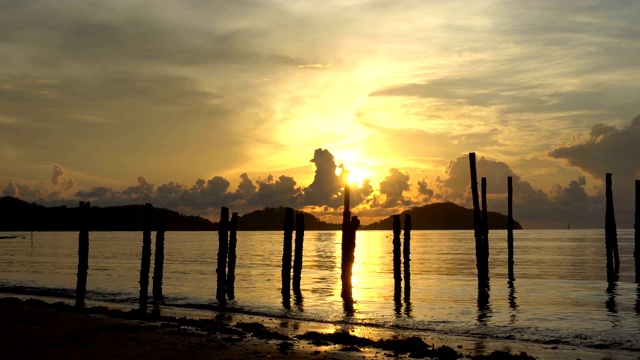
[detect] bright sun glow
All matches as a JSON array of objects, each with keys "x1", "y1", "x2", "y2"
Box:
[
  {"x1": 336, "y1": 166, "x2": 369, "y2": 187},
  {"x1": 347, "y1": 167, "x2": 368, "y2": 187}
]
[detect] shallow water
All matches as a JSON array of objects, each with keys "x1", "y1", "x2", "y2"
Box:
[{"x1": 0, "y1": 229, "x2": 638, "y2": 351}]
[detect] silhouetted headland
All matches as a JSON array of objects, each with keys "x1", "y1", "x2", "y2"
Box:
[
  {"x1": 364, "y1": 202, "x2": 523, "y2": 230},
  {"x1": 1, "y1": 197, "x2": 521, "y2": 231}
]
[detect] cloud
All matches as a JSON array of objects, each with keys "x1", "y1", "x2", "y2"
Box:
[
  {"x1": 50, "y1": 163, "x2": 75, "y2": 191},
  {"x1": 303, "y1": 148, "x2": 343, "y2": 207},
  {"x1": 432, "y1": 154, "x2": 613, "y2": 228},
  {"x1": 549, "y1": 114, "x2": 640, "y2": 184},
  {"x1": 379, "y1": 168, "x2": 411, "y2": 208},
  {"x1": 416, "y1": 177, "x2": 434, "y2": 201},
  {"x1": 248, "y1": 175, "x2": 302, "y2": 207}
]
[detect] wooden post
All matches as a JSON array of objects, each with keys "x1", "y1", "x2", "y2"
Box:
[
  {"x1": 75, "y1": 201, "x2": 90, "y2": 308},
  {"x1": 635, "y1": 180, "x2": 640, "y2": 282},
  {"x1": 605, "y1": 173, "x2": 619, "y2": 282},
  {"x1": 226, "y1": 212, "x2": 238, "y2": 300},
  {"x1": 392, "y1": 215, "x2": 402, "y2": 304},
  {"x1": 469, "y1": 153, "x2": 484, "y2": 280},
  {"x1": 216, "y1": 207, "x2": 229, "y2": 305},
  {"x1": 403, "y1": 214, "x2": 412, "y2": 304},
  {"x1": 139, "y1": 203, "x2": 153, "y2": 311},
  {"x1": 282, "y1": 207, "x2": 294, "y2": 307},
  {"x1": 292, "y1": 212, "x2": 305, "y2": 292},
  {"x1": 507, "y1": 176, "x2": 514, "y2": 281},
  {"x1": 340, "y1": 172, "x2": 360, "y2": 312},
  {"x1": 481, "y1": 177, "x2": 489, "y2": 279},
  {"x1": 341, "y1": 176, "x2": 353, "y2": 292},
  {"x1": 152, "y1": 209, "x2": 166, "y2": 301}
]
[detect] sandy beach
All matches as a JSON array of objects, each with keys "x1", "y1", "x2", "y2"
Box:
[{"x1": 0, "y1": 296, "x2": 635, "y2": 360}]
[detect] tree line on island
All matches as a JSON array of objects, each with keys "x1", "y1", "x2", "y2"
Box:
[{"x1": 0, "y1": 196, "x2": 521, "y2": 231}]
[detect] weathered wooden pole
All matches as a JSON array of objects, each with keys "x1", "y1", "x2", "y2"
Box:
[
  {"x1": 139, "y1": 203, "x2": 153, "y2": 311},
  {"x1": 469, "y1": 153, "x2": 484, "y2": 280},
  {"x1": 75, "y1": 201, "x2": 90, "y2": 308},
  {"x1": 635, "y1": 180, "x2": 640, "y2": 282},
  {"x1": 292, "y1": 212, "x2": 305, "y2": 292},
  {"x1": 216, "y1": 207, "x2": 229, "y2": 305},
  {"x1": 341, "y1": 174, "x2": 353, "y2": 291},
  {"x1": 403, "y1": 214, "x2": 412, "y2": 304},
  {"x1": 282, "y1": 207, "x2": 294, "y2": 307},
  {"x1": 507, "y1": 176, "x2": 515, "y2": 281},
  {"x1": 481, "y1": 176, "x2": 489, "y2": 278},
  {"x1": 341, "y1": 171, "x2": 360, "y2": 311},
  {"x1": 226, "y1": 212, "x2": 238, "y2": 300},
  {"x1": 392, "y1": 215, "x2": 402, "y2": 301},
  {"x1": 605, "y1": 173, "x2": 619, "y2": 282},
  {"x1": 152, "y1": 209, "x2": 166, "y2": 301}
]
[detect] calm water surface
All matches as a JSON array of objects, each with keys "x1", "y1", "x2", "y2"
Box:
[{"x1": 0, "y1": 229, "x2": 638, "y2": 351}]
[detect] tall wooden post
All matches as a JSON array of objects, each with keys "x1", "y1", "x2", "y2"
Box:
[
  {"x1": 469, "y1": 153, "x2": 484, "y2": 280},
  {"x1": 341, "y1": 172, "x2": 360, "y2": 312},
  {"x1": 481, "y1": 177, "x2": 489, "y2": 278},
  {"x1": 605, "y1": 173, "x2": 619, "y2": 282},
  {"x1": 282, "y1": 208, "x2": 294, "y2": 307},
  {"x1": 635, "y1": 180, "x2": 640, "y2": 282},
  {"x1": 226, "y1": 212, "x2": 238, "y2": 300},
  {"x1": 152, "y1": 209, "x2": 166, "y2": 301},
  {"x1": 403, "y1": 214, "x2": 412, "y2": 304},
  {"x1": 392, "y1": 215, "x2": 402, "y2": 302},
  {"x1": 507, "y1": 176, "x2": 514, "y2": 281},
  {"x1": 292, "y1": 213, "x2": 305, "y2": 292},
  {"x1": 75, "y1": 201, "x2": 90, "y2": 308},
  {"x1": 341, "y1": 175, "x2": 352, "y2": 291},
  {"x1": 139, "y1": 203, "x2": 153, "y2": 311},
  {"x1": 216, "y1": 207, "x2": 229, "y2": 305}
]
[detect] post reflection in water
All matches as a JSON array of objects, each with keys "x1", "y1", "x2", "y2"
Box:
[
  {"x1": 342, "y1": 283, "x2": 355, "y2": 316},
  {"x1": 606, "y1": 280, "x2": 618, "y2": 314},
  {"x1": 477, "y1": 279, "x2": 491, "y2": 325},
  {"x1": 394, "y1": 286, "x2": 402, "y2": 316},
  {"x1": 294, "y1": 288, "x2": 303, "y2": 311},
  {"x1": 508, "y1": 280, "x2": 517, "y2": 324},
  {"x1": 635, "y1": 283, "x2": 640, "y2": 315}
]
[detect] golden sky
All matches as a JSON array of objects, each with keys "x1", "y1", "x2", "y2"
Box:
[{"x1": 1, "y1": 1, "x2": 639, "y2": 228}]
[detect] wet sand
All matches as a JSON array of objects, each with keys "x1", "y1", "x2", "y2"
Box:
[{"x1": 0, "y1": 297, "x2": 633, "y2": 359}]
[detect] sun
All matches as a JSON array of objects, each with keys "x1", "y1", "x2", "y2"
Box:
[
  {"x1": 347, "y1": 167, "x2": 368, "y2": 187},
  {"x1": 336, "y1": 165, "x2": 369, "y2": 188}
]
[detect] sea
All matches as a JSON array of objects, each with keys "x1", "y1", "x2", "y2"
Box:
[{"x1": 0, "y1": 229, "x2": 639, "y2": 353}]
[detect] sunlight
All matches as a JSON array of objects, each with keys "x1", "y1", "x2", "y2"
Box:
[
  {"x1": 347, "y1": 167, "x2": 368, "y2": 187},
  {"x1": 335, "y1": 165, "x2": 369, "y2": 188}
]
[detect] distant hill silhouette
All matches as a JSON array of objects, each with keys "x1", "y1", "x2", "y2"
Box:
[
  {"x1": 1, "y1": 197, "x2": 520, "y2": 232},
  {"x1": 0, "y1": 197, "x2": 339, "y2": 231},
  {"x1": 363, "y1": 202, "x2": 523, "y2": 230},
  {"x1": 237, "y1": 207, "x2": 340, "y2": 230},
  {"x1": 0, "y1": 197, "x2": 214, "y2": 231}
]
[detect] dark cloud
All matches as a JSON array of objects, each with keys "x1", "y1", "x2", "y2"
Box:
[
  {"x1": 379, "y1": 168, "x2": 411, "y2": 208},
  {"x1": 549, "y1": 114, "x2": 640, "y2": 184},
  {"x1": 351, "y1": 178, "x2": 374, "y2": 207},
  {"x1": 50, "y1": 163, "x2": 75, "y2": 191},
  {"x1": 303, "y1": 148, "x2": 343, "y2": 207},
  {"x1": 432, "y1": 154, "x2": 613, "y2": 228},
  {"x1": 247, "y1": 175, "x2": 302, "y2": 207},
  {"x1": 417, "y1": 177, "x2": 434, "y2": 201}
]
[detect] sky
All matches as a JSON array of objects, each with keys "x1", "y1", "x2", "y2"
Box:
[{"x1": 1, "y1": 0, "x2": 639, "y2": 228}]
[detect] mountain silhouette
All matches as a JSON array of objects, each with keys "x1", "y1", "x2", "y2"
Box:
[
  {"x1": 1, "y1": 197, "x2": 520, "y2": 231},
  {"x1": 0, "y1": 197, "x2": 214, "y2": 231},
  {"x1": 363, "y1": 202, "x2": 522, "y2": 230},
  {"x1": 236, "y1": 207, "x2": 340, "y2": 230}
]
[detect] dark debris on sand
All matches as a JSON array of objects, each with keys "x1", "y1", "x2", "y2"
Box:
[
  {"x1": 234, "y1": 322, "x2": 290, "y2": 340},
  {"x1": 0, "y1": 298, "x2": 539, "y2": 360},
  {"x1": 471, "y1": 351, "x2": 536, "y2": 360}
]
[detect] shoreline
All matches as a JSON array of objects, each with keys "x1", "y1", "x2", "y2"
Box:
[{"x1": 0, "y1": 296, "x2": 635, "y2": 359}]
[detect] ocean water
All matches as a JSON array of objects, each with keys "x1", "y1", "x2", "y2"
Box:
[{"x1": 0, "y1": 229, "x2": 638, "y2": 351}]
